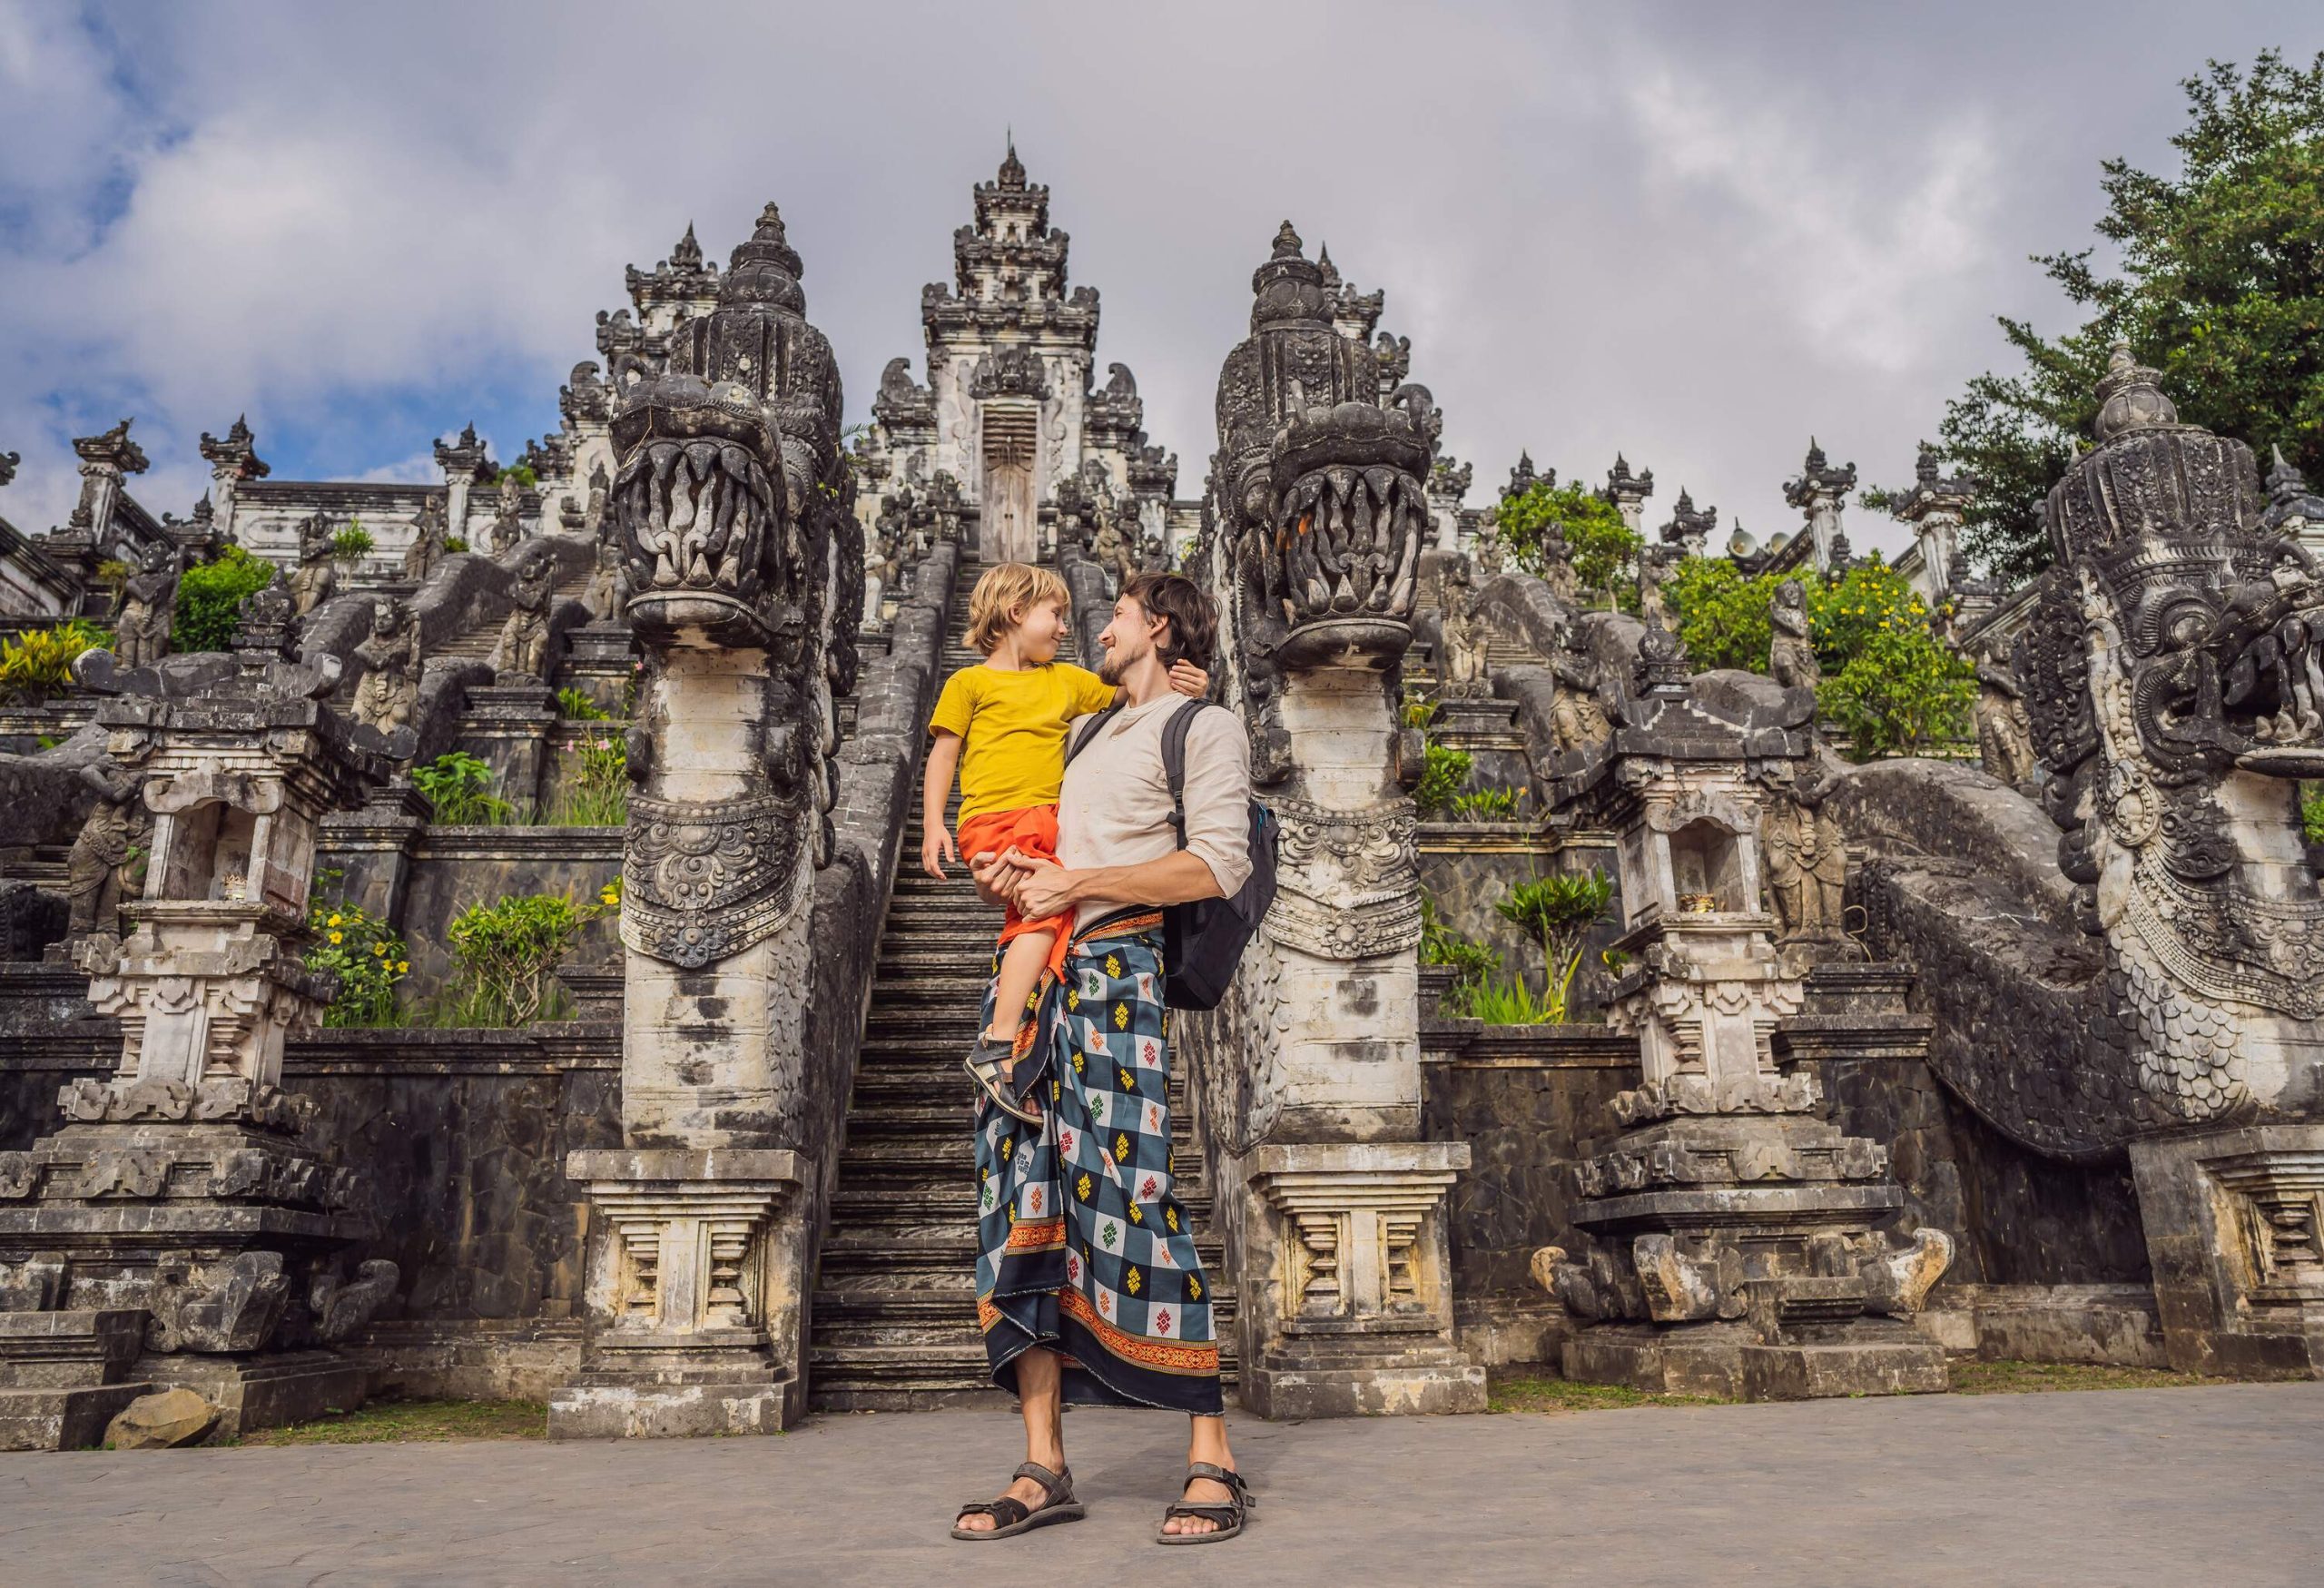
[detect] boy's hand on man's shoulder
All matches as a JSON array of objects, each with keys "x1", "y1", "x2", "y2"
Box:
[{"x1": 1167, "y1": 660, "x2": 1210, "y2": 699}]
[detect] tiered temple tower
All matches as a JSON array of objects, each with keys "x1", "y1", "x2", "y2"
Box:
[{"x1": 852, "y1": 144, "x2": 1177, "y2": 565}]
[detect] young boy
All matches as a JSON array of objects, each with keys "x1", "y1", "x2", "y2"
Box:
[{"x1": 923, "y1": 562, "x2": 1204, "y2": 1123}]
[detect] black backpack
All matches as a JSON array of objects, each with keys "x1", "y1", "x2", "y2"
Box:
[{"x1": 1065, "y1": 698, "x2": 1277, "y2": 1011}]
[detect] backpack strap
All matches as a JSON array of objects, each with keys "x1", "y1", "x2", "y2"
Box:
[
  {"x1": 1064, "y1": 699, "x2": 1128, "y2": 769},
  {"x1": 1158, "y1": 699, "x2": 1211, "y2": 852}
]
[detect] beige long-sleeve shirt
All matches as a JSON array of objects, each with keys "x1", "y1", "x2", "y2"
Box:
[{"x1": 1057, "y1": 694, "x2": 1254, "y2": 932}]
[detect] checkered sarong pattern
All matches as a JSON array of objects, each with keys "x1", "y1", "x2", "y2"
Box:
[{"x1": 972, "y1": 912, "x2": 1221, "y2": 1412}]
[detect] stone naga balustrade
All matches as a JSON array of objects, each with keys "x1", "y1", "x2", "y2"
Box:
[
  {"x1": 1176, "y1": 224, "x2": 1483, "y2": 1417},
  {"x1": 548, "y1": 203, "x2": 867, "y2": 1440}
]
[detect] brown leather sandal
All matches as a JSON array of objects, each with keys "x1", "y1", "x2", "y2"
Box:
[
  {"x1": 964, "y1": 1036, "x2": 1043, "y2": 1127},
  {"x1": 950, "y1": 1461, "x2": 1084, "y2": 1540},
  {"x1": 1157, "y1": 1462, "x2": 1254, "y2": 1544}
]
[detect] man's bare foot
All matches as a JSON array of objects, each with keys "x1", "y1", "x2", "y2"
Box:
[
  {"x1": 955, "y1": 1470, "x2": 1058, "y2": 1533},
  {"x1": 1161, "y1": 1474, "x2": 1236, "y2": 1536}
]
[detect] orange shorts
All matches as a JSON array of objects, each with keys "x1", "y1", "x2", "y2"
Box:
[{"x1": 956, "y1": 803, "x2": 1072, "y2": 986}]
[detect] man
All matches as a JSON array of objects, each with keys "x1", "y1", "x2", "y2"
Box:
[{"x1": 952, "y1": 571, "x2": 1256, "y2": 1545}]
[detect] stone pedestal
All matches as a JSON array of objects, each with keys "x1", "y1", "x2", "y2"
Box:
[
  {"x1": 547, "y1": 1149, "x2": 805, "y2": 1438},
  {"x1": 0, "y1": 1309, "x2": 152, "y2": 1452},
  {"x1": 317, "y1": 781, "x2": 430, "y2": 923},
  {"x1": 1236, "y1": 1142, "x2": 1486, "y2": 1417},
  {"x1": 561, "y1": 622, "x2": 636, "y2": 717},
  {"x1": 2129, "y1": 1124, "x2": 2324, "y2": 1378},
  {"x1": 457, "y1": 682, "x2": 557, "y2": 819}
]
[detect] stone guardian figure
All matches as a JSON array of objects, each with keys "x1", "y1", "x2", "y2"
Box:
[
  {"x1": 488, "y1": 472, "x2": 526, "y2": 555},
  {"x1": 113, "y1": 543, "x2": 182, "y2": 670},
  {"x1": 1974, "y1": 639, "x2": 2038, "y2": 793},
  {"x1": 1768, "y1": 578, "x2": 1819, "y2": 692},
  {"x1": 494, "y1": 556, "x2": 555, "y2": 681},
  {"x1": 62, "y1": 758, "x2": 147, "y2": 949},
  {"x1": 401, "y1": 492, "x2": 449, "y2": 582},
  {"x1": 1436, "y1": 557, "x2": 1492, "y2": 698},
  {"x1": 352, "y1": 597, "x2": 424, "y2": 735},
  {"x1": 289, "y1": 512, "x2": 338, "y2": 616},
  {"x1": 1762, "y1": 766, "x2": 1848, "y2": 950}
]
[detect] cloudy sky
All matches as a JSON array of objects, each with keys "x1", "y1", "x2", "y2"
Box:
[{"x1": 2, "y1": 1, "x2": 2316, "y2": 560}]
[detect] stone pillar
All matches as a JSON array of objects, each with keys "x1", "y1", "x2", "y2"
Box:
[
  {"x1": 0, "y1": 646, "x2": 408, "y2": 1448},
  {"x1": 1605, "y1": 454, "x2": 1654, "y2": 541},
  {"x1": 67, "y1": 419, "x2": 149, "y2": 553},
  {"x1": 1782, "y1": 439, "x2": 1856, "y2": 574},
  {"x1": 457, "y1": 684, "x2": 557, "y2": 822},
  {"x1": 316, "y1": 779, "x2": 430, "y2": 924},
  {"x1": 549, "y1": 203, "x2": 854, "y2": 1440},
  {"x1": 434, "y1": 424, "x2": 490, "y2": 545},
  {"x1": 1888, "y1": 444, "x2": 1974, "y2": 607},
  {"x1": 1181, "y1": 223, "x2": 1483, "y2": 1418},
  {"x1": 198, "y1": 416, "x2": 270, "y2": 545}
]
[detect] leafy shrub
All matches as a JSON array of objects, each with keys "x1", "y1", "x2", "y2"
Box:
[
  {"x1": 1663, "y1": 555, "x2": 1974, "y2": 760},
  {"x1": 444, "y1": 535, "x2": 470, "y2": 554},
  {"x1": 555, "y1": 686, "x2": 608, "y2": 721},
  {"x1": 330, "y1": 522, "x2": 374, "y2": 564},
  {"x1": 411, "y1": 750, "x2": 515, "y2": 824},
  {"x1": 172, "y1": 545, "x2": 275, "y2": 654},
  {"x1": 1421, "y1": 895, "x2": 1502, "y2": 996},
  {"x1": 1453, "y1": 972, "x2": 1559, "y2": 1025},
  {"x1": 304, "y1": 870, "x2": 409, "y2": 1027},
  {"x1": 545, "y1": 733, "x2": 627, "y2": 826},
  {"x1": 2304, "y1": 784, "x2": 2324, "y2": 846},
  {"x1": 439, "y1": 884, "x2": 615, "y2": 1027},
  {"x1": 1413, "y1": 743, "x2": 1473, "y2": 817},
  {"x1": 0, "y1": 618, "x2": 110, "y2": 705},
  {"x1": 491, "y1": 463, "x2": 539, "y2": 489},
  {"x1": 1449, "y1": 785, "x2": 1523, "y2": 822},
  {"x1": 1495, "y1": 868, "x2": 1616, "y2": 1023}
]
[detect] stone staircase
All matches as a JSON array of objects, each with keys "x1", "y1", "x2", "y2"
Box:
[
  {"x1": 428, "y1": 552, "x2": 593, "y2": 666},
  {"x1": 808, "y1": 566, "x2": 1236, "y2": 1411}
]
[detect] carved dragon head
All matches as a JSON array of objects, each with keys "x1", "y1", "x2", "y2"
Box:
[
  {"x1": 608, "y1": 204, "x2": 844, "y2": 662},
  {"x1": 2016, "y1": 343, "x2": 2324, "y2": 1124}
]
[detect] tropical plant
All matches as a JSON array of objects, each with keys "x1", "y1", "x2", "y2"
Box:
[
  {"x1": 444, "y1": 535, "x2": 470, "y2": 555},
  {"x1": 172, "y1": 545, "x2": 275, "y2": 654},
  {"x1": 1495, "y1": 868, "x2": 1616, "y2": 1024},
  {"x1": 1931, "y1": 50, "x2": 2324, "y2": 583},
  {"x1": 94, "y1": 558, "x2": 132, "y2": 602},
  {"x1": 2301, "y1": 784, "x2": 2324, "y2": 846},
  {"x1": 555, "y1": 686, "x2": 608, "y2": 721},
  {"x1": 491, "y1": 463, "x2": 539, "y2": 489},
  {"x1": 1412, "y1": 742, "x2": 1473, "y2": 817},
  {"x1": 1453, "y1": 972, "x2": 1560, "y2": 1025},
  {"x1": 1420, "y1": 894, "x2": 1502, "y2": 995},
  {"x1": 1449, "y1": 786, "x2": 1524, "y2": 823},
  {"x1": 1494, "y1": 477, "x2": 1640, "y2": 607},
  {"x1": 304, "y1": 870, "x2": 409, "y2": 1027},
  {"x1": 1402, "y1": 693, "x2": 1438, "y2": 732},
  {"x1": 330, "y1": 522, "x2": 374, "y2": 565},
  {"x1": 0, "y1": 618, "x2": 110, "y2": 705},
  {"x1": 439, "y1": 885, "x2": 615, "y2": 1027},
  {"x1": 545, "y1": 733, "x2": 628, "y2": 826},
  {"x1": 411, "y1": 750, "x2": 515, "y2": 824}
]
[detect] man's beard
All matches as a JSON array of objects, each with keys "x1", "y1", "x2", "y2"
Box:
[{"x1": 1098, "y1": 648, "x2": 1128, "y2": 686}]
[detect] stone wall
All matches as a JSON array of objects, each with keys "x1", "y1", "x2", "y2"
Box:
[{"x1": 1422, "y1": 1021, "x2": 1638, "y2": 1366}]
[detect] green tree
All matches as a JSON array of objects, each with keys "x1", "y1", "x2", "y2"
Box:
[
  {"x1": 1936, "y1": 50, "x2": 2324, "y2": 583},
  {"x1": 172, "y1": 545, "x2": 276, "y2": 654},
  {"x1": 1663, "y1": 556, "x2": 1974, "y2": 759},
  {"x1": 1493, "y1": 478, "x2": 1639, "y2": 607}
]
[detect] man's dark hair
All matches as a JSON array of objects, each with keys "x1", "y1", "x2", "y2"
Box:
[{"x1": 1122, "y1": 571, "x2": 1216, "y2": 673}]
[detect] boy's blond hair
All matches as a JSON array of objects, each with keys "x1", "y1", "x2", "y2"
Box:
[{"x1": 966, "y1": 562, "x2": 1070, "y2": 656}]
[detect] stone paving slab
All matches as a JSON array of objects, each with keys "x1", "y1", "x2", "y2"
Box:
[{"x1": 2, "y1": 1383, "x2": 2319, "y2": 1586}]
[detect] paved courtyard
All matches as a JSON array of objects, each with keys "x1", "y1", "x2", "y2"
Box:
[{"x1": 5, "y1": 1382, "x2": 2320, "y2": 1586}]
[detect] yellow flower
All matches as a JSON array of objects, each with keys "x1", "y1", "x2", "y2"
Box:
[
  {"x1": 396, "y1": 961, "x2": 409, "y2": 973},
  {"x1": 373, "y1": 943, "x2": 387, "y2": 956},
  {"x1": 327, "y1": 913, "x2": 342, "y2": 927},
  {"x1": 599, "y1": 887, "x2": 619, "y2": 905},
  {"x1": 328, "y1": 931, "x2": 343, "y2": 944}
]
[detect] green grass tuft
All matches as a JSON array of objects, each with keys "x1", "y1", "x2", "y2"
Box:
[{"x1": 234, "y1": 1397, "x2": 548, "y2": 1445}]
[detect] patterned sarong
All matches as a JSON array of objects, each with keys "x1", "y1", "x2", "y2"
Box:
[{"x1": 973, "y1": 909, "x2": 1223, "y2": 1414}]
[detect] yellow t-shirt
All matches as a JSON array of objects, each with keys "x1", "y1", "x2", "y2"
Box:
[{"x1": 930, "y1": 662, "x2": 1118, "y2": 823}]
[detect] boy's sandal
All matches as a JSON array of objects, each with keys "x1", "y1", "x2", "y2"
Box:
[
  {"x1": 1156, "y1": 1462, "x2": 1255, "y2": 1544},
  {"x1": 950, "y1": 1461, "x2": 1084, "y2": 1540},
  {"x1": 964, "y1": 1036, "x2": 1044, "y2": 1127}
]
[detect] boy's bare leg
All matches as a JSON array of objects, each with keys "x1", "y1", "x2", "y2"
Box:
[
  {"x1": 984, "y1": 929, "x2": 1057, "y2": 1117},
  {"x1": 955, "y1": 1346, "x2": 1067, "y2": 1532}
]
